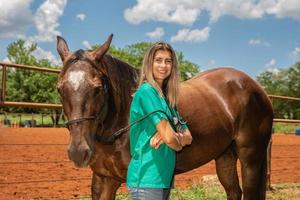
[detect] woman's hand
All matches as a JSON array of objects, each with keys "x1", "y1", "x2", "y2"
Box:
[
  {"x1": 150, "y1": 129, "x2": 192, "y2": 149},
  {"x1": 154, "y1": 119, "x2": 183, "y2": 151},
  {"x1": 175, "y1": 129, "x2": 192, "y2": 147},
  {"x1": 150, "y1": 132, "x2": 164, "y2": 149}
]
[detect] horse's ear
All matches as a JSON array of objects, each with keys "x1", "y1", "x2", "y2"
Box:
[
  {"x1": 93, "y1": 34, "x2": 113, "y2": 62},
  {"x1": 57, "y1": 35, "x2": 70, "y2": 62}
]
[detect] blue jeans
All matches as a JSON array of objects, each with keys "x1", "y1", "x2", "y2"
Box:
[{"x1": 128, "y1": 187, "x2": 171, "y2": 200}]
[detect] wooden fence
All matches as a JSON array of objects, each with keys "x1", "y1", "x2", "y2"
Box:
[
  {"x1": 1, "y1": 62, "x2": 300, "y2": 191},
  {"x1": 0, "y1": 62, "x2": 61, "y2": 109}
]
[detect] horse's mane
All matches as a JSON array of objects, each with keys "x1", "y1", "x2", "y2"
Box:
[{"x1": 99, "y1": 54, "x2": 138, "y2": 115}]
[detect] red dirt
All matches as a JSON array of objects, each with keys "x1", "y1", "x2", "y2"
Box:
[{"x1": 0, "y1": 128, "x2": 300, "y2": 199}]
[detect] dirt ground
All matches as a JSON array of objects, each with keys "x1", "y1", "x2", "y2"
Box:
[{"x1": 0, "y1": 128, "x2": 300, "y2": 199}]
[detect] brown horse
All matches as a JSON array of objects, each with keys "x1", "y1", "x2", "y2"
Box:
[{"x1": 56, "y1": 34, "x2": 273, "y2": 200}]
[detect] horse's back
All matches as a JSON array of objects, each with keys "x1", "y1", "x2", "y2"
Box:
[
  {"x1": 175, "y1": 67, "x2": 273, "y2": 172},
  {"x1": 180, "y1": 67, "x2": 272, "y2": 130}
]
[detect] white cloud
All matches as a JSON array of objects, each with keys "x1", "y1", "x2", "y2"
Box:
[
  {"x1": 264, "y1": 59, "x2": 276, "y2": 68},
  {"x1": 31, "y1": 0, "x2": 67, "y2": 42},
  {"x1": 0, "y1": 0, "x2": 67, "y2": 42},
  {"x1": 266, "y1": 67, "x2": 280, "y2": 74},
  {"x1": 76, "y1": 13, "x2": 86, "y2": 21},
  {"x1": 201, "y1": 59, "x2": 217, "y2": 70},
  {"x1": 124, "y1": 0, "x2": 300, "y2": 25},
  {"x1": 267, "y1": 0, "x2": 300, "y2": 21},
  {"x1": 185, "y1": 72, "x2": 193, "y2": 78},
  {"x1": 171, "y1": 27, "x2": 210, "y2": 43},
  {"x1": 0, "y1": 0, "x2": 33, "y2": 38},
  {"x1": 146, "y1": 27, "x2": 165, "y2": 39},
  {"x1": 249, "y1": 39, "x2": 270, "y2": 46},
  {"x1": 205, "y1": 0, "x2": 269, "y2": 23},
  {"x1": 264, "y1": 58, "x2": 279, "y2": 74},
  {"x1": 124, "y1": 0, "x2": 200, "y2": 25},
  {"x1": 82, "y1": 40, "x2": 92, "y2": 49},
  {"x1": 207, "y1": 59, "x2": 216, "y2": 67},
  {"x1": 290, "y1": 47, "x2": 300, "y2": 57},
  {"x1": 2, "y1": 57, "x2": 12, "y2": 63},
  {"x1": 5, "y1": 40, "x2": 61, "y2": 65},
  {"x1": 32, "y1": 46, "x2": 62, "y2": 66}
]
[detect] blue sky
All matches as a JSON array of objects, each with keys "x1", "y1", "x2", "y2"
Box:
[{"x1": 1, "y1": 0, "x2": 300, "y2": 77}]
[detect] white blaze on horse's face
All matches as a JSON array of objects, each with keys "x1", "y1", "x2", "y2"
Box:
[{"x1": 68, "y1": 71, "x2": 86, "y2": 91}]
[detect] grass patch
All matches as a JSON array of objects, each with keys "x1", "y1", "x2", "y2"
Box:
[
  {"x1": 78, "y1": 182, "x2": 300, "y2": 200},
  {"x1": 273, "y1": 122, "x2": 300, "y2": 134},
  {"x1": 170, "y1": 184, "x2": 226, "y2": 200},
  {"x1": 0, "y1": 113, "x2": 65, "y2": 127},
  {"x1": 266, "y1": 183, "x2": 300, "y2": 200}
]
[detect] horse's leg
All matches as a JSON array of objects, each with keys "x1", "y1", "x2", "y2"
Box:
[
  {"x1": 215, "y1": 144, "x2": 242, "y2": 200},
  {"x1": 235, "y1": 91, "x2": 272, "y2": 200},
  {"x1": 91, "y1": 172, "x2": 121, "y2": 200},
  {"x1": 237, "y1": 147, "x2": 267, "y2": 200},
  {"x1": 236, "y1": 117, "x2": 271, "y2": 200},
  {"x1": 236, "y1": 120, "x2": 270, "y2": 200}
]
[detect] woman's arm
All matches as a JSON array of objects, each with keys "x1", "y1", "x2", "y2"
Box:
[
  {"x1": 154, "y1": 119, "x2": 182, "y2": 151},
  {"x1": 151, "y1": 126, "x2": 192, "y2": 150}
]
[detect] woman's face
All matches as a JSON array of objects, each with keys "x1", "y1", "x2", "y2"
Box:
[{"x1": 152, "y1": 50, "x2": 172, "y2": 86}]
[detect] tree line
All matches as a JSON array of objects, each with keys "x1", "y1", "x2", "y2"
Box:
[
  {"x1": 257, "y1": 62, "x2": 300, "y2": 119},
  {"x1": 0, "y1": 39, "x2": 299, "y2": 120}
]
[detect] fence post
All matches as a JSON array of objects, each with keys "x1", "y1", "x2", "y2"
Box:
[
  {"x1": 19, "y1": 114, "x2": 22, "y2": 127},
  {"x1": 266, "y1": 128, "x2": 273, "y2": 190},
  {"x1": 41, "y1": 114, "x2": 44, "y2": 126},
  {"x1": 266, "y1": 97, "x2": 274, "y2": 191},
  {"x1": 53, "y1": 113, "x2": 56, "y2": 128},
  {"x1": 1, "y1": 64, "x2": 6, "y2": 102}
]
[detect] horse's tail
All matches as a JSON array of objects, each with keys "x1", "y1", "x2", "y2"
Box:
[
  {"x1": 257, "y1": 149, "x2": 268, "y2": 199},
  {"x1": 233, "y1": 69, "x2": 273, "y2": 199},
  {"x1": 257, "y1": 115, "x2": 273, "y2": 200}
]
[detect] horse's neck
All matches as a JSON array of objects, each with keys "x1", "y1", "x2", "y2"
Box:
[
  {"x1": 103, "y1": 55, "x2": 138, "y2": 87},
  {"x1": 101, "y1": 55, "x2": 138, "y2": 131}
]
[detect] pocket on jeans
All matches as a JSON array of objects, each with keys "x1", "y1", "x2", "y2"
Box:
[{"x1": 128, "y1": 187, "x2": 139, "y2": 199}]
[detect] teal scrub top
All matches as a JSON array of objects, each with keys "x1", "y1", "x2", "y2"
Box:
[{"x1": 126, "y1": 82, "x2": 187, "y2": 188}]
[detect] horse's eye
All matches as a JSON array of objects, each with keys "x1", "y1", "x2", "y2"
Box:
[{"x1": 94, "y1": 86, "x2": 103, "y2": 94}]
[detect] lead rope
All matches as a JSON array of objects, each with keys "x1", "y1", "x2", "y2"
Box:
[
  {"x1": 103, "y1": 109, "x2": 174, "y2": 142},
  {"x1": 106, "y1": 101, "x2": 187, "y2": 142}
]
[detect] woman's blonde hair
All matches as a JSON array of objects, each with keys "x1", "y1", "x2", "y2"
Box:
[{"x1": 139, "y1": 42, "x2": 179, "y2": 108}]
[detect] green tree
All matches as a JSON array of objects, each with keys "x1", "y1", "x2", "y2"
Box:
[
  {"x1": 285, "y1": 62, "x2": 300, "y2": 119},
  {"x1": 1, "y1": 40, "x2": 61, "y2": 125},
  {"x1": 256, "y1": 62, "x2": 300, "y2": 119},
  {"x1": 177, "y1": 52, "x2": 199, "y2": 81},
  {"x1": 7, "y1": 40, "x2": 38, "y2": 65}
]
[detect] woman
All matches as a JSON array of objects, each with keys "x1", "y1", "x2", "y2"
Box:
[{"x1": 127, "y1": 42, "x2": 192, "y2": 200}]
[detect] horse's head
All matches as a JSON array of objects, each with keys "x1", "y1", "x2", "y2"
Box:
[{"x1": 56, "y1": 34, "x2": 113, "y2": 167}]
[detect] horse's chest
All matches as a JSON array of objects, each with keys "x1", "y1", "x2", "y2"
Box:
[{"x1": 91, "y1": 152, "x2": 126, "y2": 180}]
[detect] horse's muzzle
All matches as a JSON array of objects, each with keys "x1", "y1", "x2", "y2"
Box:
[{"x1": 67, "y1": 145, "x2": 92, "y2": 168}]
